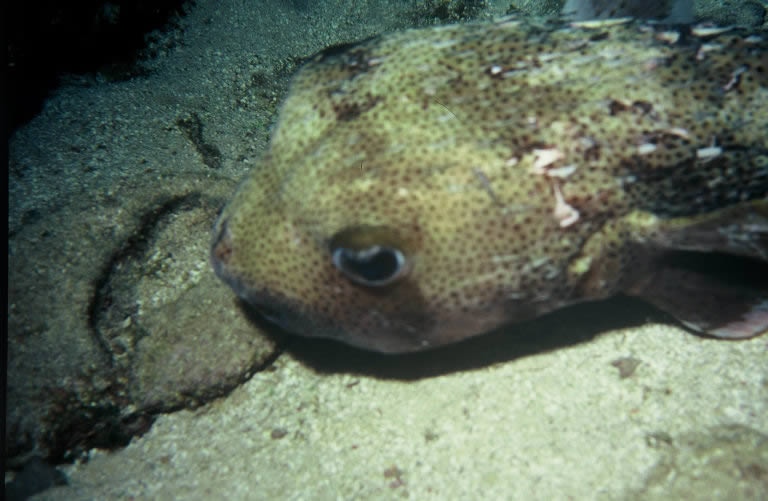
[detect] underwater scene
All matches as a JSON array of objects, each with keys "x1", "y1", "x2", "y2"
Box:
[{"x1": 7, "y1": 1, "x2": 768, "y2": 499}]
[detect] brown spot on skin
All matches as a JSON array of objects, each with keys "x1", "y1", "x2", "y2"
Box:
[{"x1": 331, "y1": 93, "x2": 382, "y2": 121}]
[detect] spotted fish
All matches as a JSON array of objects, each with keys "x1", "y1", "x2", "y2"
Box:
[{"x1": 211, "y1": 14, "x2": 768, "y2": 352}]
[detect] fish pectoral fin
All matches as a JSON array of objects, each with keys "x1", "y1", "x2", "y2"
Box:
[
  {"x1": 642, "y1": 201, "x2": 768, "y2": 262},
  {"x1": 630, "y1": 252, "x2": 768, "y2": 339}
]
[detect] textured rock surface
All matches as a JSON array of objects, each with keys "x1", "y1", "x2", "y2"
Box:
[
  {"x1": 7, "y1": 170, "x2": 282, "y2": 463},
  {"x1": 631, "y1": 425, "x2": 768, "y2": 500},
  {"x1": 31, "y1": 322, "x2": 768, "y2": 501}
]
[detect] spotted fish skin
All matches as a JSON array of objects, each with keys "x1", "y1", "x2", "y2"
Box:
[{"x1": 211, "y1": 18, "x2": 768, "y2": 352}]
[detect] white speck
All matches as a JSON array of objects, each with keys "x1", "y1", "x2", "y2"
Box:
[
  {"x1": 505, "y1": 157, "x2": 519, "y2": 167},
  {"x1": 570, "y1": 17, "x2": 632, "y2": 29},
  {"x1": 744, "y1": 35, "x2": 763, "y2": 44},
  {"x1": 696, "y1": 42, "x2": 724, "y2": 60},
  {"x1": 496, "y1": 17, "x2": 522, "y2": 26},
  {"x1": 537, "y1": 53, "x2": 561, "y2": 63},
  {"x1": 618, "y1": 175, "x2": 637, "y2": 185},
  {"x1": 531, "y1": 148, "x2": 565, "y2": 173},
  {"x1": 723, "y1": 65, "x2": 747, "y2": 91},
  {"x1": 456, "y1": 50, "x2": 477, "y2": 59},
  {"x1": 431, "y1": 39, "x2": 459, "y2": 49},
  {"x1": 492, "y1": 254, "x2": 523, "y2": 264},
  {"x1": 637, "y1": 143, "x2": 657, "y2": 155},
  {"x1": 501, "y1": 204, "x2": 534, "y2": 215},
  {"x1": 667, "y1": 127, "x2": 690, "y2": 139},
  {"x1": 655, "y1": 31, "x2": 680, "y2": 44},
  {"x1": 547, "y1": 164, "x2": 578, "y2": 178},
  {"x1": 490, "y1": 65, "x2": 503, "y2": 75},
  {"x1": 697, "y1": 146, "x2": 722, "y2": 159},
  {"x1": 565, "y1": 39, "x2": 590, "y2": 51},
  {"x1": 552, "y1": 183, "x2": 580, "y2": 228},
  {"x1": 691, "y1": 24, "x2": 731, "y2": 37},
  {"x1": 644, "y1": 58, "x2": 664, "y2": 71},
  {"x1": 446, "y1": 183, "x2": 472, "y2": 193},
  {"x1": 397, "y1": 187, "x2": 409, "y2": 197}
]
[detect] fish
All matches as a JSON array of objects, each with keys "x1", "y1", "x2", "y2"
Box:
[{"x1": 210, "y1": 11, "x2": 768, "y2": 353}]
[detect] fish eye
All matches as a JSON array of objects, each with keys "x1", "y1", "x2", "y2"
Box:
[{"x1": 332, "y1": 245, "x2": 407, "y2": 287}]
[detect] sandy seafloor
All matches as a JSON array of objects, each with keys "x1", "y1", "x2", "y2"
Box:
[
  {"x1": 33, "y1": 323, "x2": 768, "y2": 500},
  {"x1": 7, "y1": 1, "x2": 768, "y2": 500}
]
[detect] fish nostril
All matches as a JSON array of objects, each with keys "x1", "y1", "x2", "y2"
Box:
[{"x1": 332, "y1": 245, "x2": 407, "y2": 287}]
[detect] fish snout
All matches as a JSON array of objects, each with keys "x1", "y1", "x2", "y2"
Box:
[{"x1": 210, "y1": 216, "x2": 256, "y2": 305}]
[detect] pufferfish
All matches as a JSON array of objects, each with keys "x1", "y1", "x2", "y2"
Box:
[{"x1": 211, "y1": 14, "x2": 768, "y2": 353}]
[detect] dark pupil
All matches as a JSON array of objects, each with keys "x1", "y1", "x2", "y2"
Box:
[{"x1": 339, "y1": 247, "x2": 400, "y2": 283}]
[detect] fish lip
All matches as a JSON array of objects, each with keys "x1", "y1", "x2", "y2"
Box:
[{"x1": 210, "y1": 219, "x2": 234, "y2": 279}]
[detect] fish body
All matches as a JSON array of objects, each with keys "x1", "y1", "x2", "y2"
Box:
[{"x1": 212, "y1": 16, "x2": 768, "y2": 352}]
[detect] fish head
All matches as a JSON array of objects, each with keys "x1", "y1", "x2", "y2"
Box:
[
  {"x1": 210, "y1": 136, "x2": 562, "y2": 353},
  {"x1": 209, "y1": 42, "x2": 573, "y2": 352}
]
